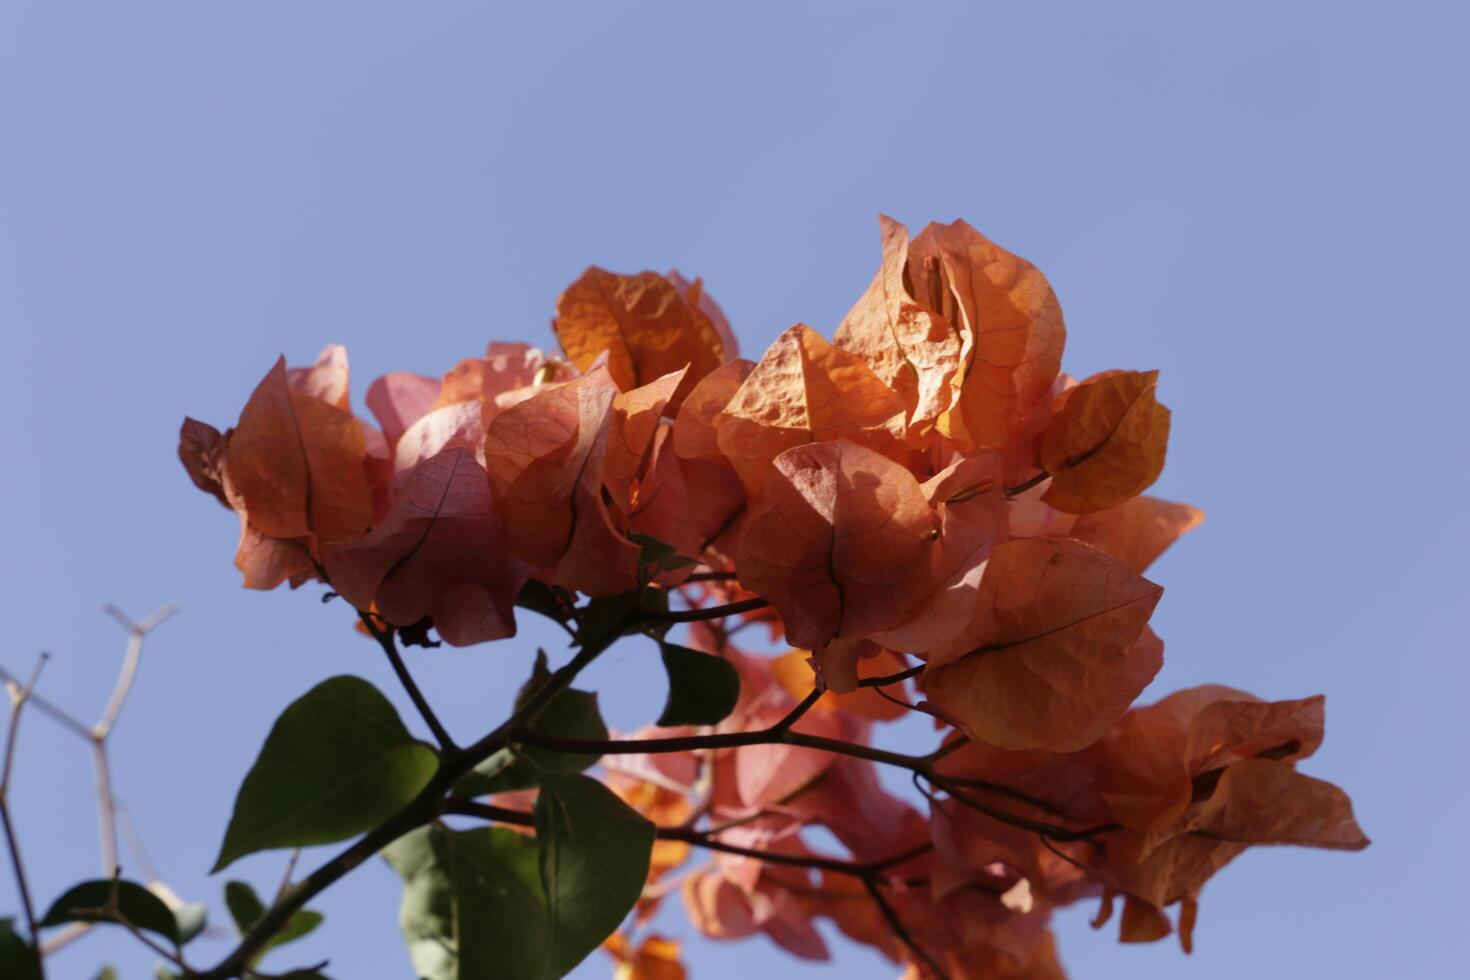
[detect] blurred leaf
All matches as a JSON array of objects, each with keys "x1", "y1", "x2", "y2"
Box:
[
  {"x1": 213, "y1": 676, "x2": 439, "y2": 871},
  {"x1": 92, "y1": 968, "x2": 118, "y2": 980},
  {"x1": 534, "y1": 774, "x2": 655, "y2": 978},
  {"x1": 385, "y1": 824, "x2": 547, "y2": 980},
  {"x1": 0, "y1": 919, "x2": 41, "y2": 980},
  {"x1": 174, "y1": 901, "x2": 208, "y2": 945},
  {"x1": 224, "y1": 880, "x2": 323, "y2": 964},
  {"x1": 656, "y1": 642, "x2": 740, "y2": 726},
  {"x1": 223, "y1": 880, "x2": 266, "y2": 935},
  {"x1": 40, "y1": 878, "x2": 179, "y2": 943}
]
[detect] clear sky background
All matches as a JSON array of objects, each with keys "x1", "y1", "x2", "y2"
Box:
[{"x1": 2, "y1": 2, "x2": 1466, "y2": 978}]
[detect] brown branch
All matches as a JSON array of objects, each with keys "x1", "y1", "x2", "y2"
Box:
[
  {"x1": 512, "y1": 720, "x2": 1112, "y2": 844},
  {"x1": 194, "y1": 624, "x2": 626, "y2": 979},
  {"x1": 446, "y1": 800, "x2": 931, "y2": 879}
]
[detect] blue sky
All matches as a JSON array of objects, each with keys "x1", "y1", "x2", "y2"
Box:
[{"x1": 2, "y1": 2, "x2": 1466, "y2": 977}]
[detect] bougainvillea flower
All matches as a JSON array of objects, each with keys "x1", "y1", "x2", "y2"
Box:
[
  {"x1": 903, "y1": 219, "x2": 1065, "y2": 457},
  {"x1": 834, "y1": 215, "x2": 964, "y2": 445}
]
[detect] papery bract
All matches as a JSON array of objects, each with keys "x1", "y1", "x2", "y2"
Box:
[
  {"x1": 924, "y1": 538, "x2": 1163, "y2": 751},
  {"x1": 1040, "y1": 370, "x2": 1171, "y2": 514},
  {"x1": 554, "y1": 267, "x2": 725, "y2": 408},
  {"x1": 322, "y1": 447, "x2": 528, "y2": 646},
  {"x1": 225, "y1": 356, "x2": 374, "y2": 545},
  {"x1": 904, "y1": 219, "x2": 1065, "y2": 456},
  {"x1": 737, "y1": 439, "x2": 936, "y2": 650},
  {"x1": 834, "y1": 215, "x2": 963, "y2": 445},
  {"x1": 716, "y1": 324, "x2": 908, "y2": 491}
]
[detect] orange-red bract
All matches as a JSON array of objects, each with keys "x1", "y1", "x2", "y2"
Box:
[
  {"x1": 554, "y1": 267, "x2": 726, "y2": 409},
  {"x1": 737, "y1": 439, "x2": 936, "y2": 649},
  {"x1": 923, "y1": 538, "x2": 1164, "y2": 751},
  {"x1": 908, "y1": 219, "x2": 1066, "y2": 456},
  {"x1": 1040, "y1": 370, "x2": 1171, "y2": 514},
  {"x1": 322, "y1": 447, "x2": 528, "y2": 646},
  {"x1": 225, "y1": 356, "x2": 374, "y2": 545}
]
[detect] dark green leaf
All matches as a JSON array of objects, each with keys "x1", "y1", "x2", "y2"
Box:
[
  {"x1": 453, "y1": 654, "x2": 606, "y2": 797},
  {"x1": 578, "y1": 593, "x2": 638, "y2": 647},
  {"x1": 40, "y1": 878, "x2": 179, "y2": 943},
  {"x1": 213, "y1": 676, "x2": 440, "y2": 871},
  {"x1": 224, "y1": 881, "x2": 323, "y2": 963},
  {"x1": 534, "y1": 774, "x2": 654, "y2": 978},
  {"x1": 385, "y1": 824, "x2": 548, "y2": 980},
  {"x1": 174, "y1": 901, "x2": 208, "y2": 945},
  {"x1": 0, "y1": 919, "x2": 41, "y2": 980},
  {"x1": 514, "y1": 581, "x2": 571, "y2": 626},
  {"x1": 656, "y1": 642, "x2": 740, "y2": 726}
]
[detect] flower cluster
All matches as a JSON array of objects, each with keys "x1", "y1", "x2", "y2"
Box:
[{"x1": 180, "y1": 216, "x2": 1365, "y2": 978}]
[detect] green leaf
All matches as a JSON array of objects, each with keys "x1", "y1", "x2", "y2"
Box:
[
  {"x1": 514, "y1": 581, "x2": 571, "y2": 626},
  {"x1": 92, "y1": 967, "x2": 118, "y2": 980},
  {"x1": 174, "y1": 901, "x2": 208, "y2": 945},
  {"x1": 629, "y1": 533, "x2": 697, "y2": 582},
  {"x1": 223, "y1": 880, "x2": 323, "y2": 964},
  {"x1": 656, "y1": 641, "x2": 740, "y2": 726},
  {"x1": 212, "y1": 676, "x2": 440, "y2": 871},
  {"x1": 0, "y1": 919, "x2": 41, "y2": 980},
  {"x1": 534, "y1": 774, "x2": 655, "y2": 978},
  {"x1": 453, "y1": 654, "x2": 606, "y2": 797},
  {"x1": 223, "y1": 880, "x2": 266, "y2": 935},
  {"x1": 39, "y1": 878, "x2": 180, "y2": 944},
  {"x1": 385, "y1": 824, "x2": 549, "y2": 980}
]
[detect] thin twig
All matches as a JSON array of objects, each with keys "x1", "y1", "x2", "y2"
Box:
[
  {"x1": 1002, "y1": 469, "x2": 1050, "y2": 498},
  {"x1": 96, "y1": 602, "x2": 178, "y2": 738},
  {"x1": 863, "y1": 877, "x2": 950, "y2": 980},
  {"x1": 92, "y1": 742, "x2": 119, "y2": 875},
  {"x1": 0, "y1": 667, "x2": 90, "y2": 741},
  {"x1": 680, "y1": 570, "x2": 739, "y2": 583},
  {"x1": 1, "y1": 655, "x2": 50, "y2": 980},
  {"x1": 358, "y1": 612, "x2": 458, "y2": 752},
  {"x1": 652, "y1": 597, "x2": 769, "y2": 623},
  {"x1": 275, "y1": 849, "x2": 302, "y2": 904}
]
